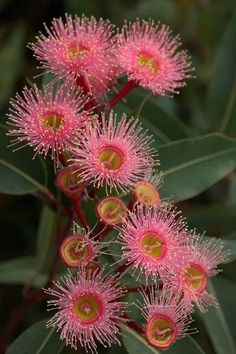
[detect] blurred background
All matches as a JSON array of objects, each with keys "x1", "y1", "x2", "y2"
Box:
[{"x1": 0, "y1": 0, "x2": 236, "y2": 353}]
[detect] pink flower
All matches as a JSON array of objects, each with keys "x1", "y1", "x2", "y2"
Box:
[
  {"x1": 118, "y1": 204, "x2": 188, "y2": 281},
  {"x1": 45, "y1": 268, "x2": 127, "y2": 353},
  {"x1": 163, "y1": 236, "x2": 228, "y2": 312},
  {"x1": 30, "y1": 15, "x2": 116, "y2": 95},
  {"x1": 140, "y1": 287, "x2": 193, "y2": 350},
  {"x1": 7, "y1": 85, "x2": 90, "y2": 166},
  {"x1": 116, "y1": 19, "x2": 193, "y2": 96},
  {"x1": 70, "y1": 112, "x2": 157, "y2": 193}
]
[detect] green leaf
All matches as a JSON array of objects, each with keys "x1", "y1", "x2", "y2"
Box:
[
  {"x1": 6, "y1": 320, "x2": 64, "y2": 354},
  {"x1": 159, "y1": 133, "x2": 236, "y2": 201},
  {"x1": 127, "y1": 90, "x2": 189, "y2": 143},
  {"x1": 165, "y1": 337, "x2": 206, "y2": 354},
  {"x1": 36, "y1": 205, "x2": 57, "y2": 273},
  {"x1": 41, "y1": 72, "x2": 55, "y2": 87},
  {"x1": 125, "y1": 0, "x2": 177, "y2": 24},
  {"x1": 201, "y1": 277, "x2": 236, "y2": 354},
  {"x1": 0, "y1": 256, "x2": 47, "y2": 287},
  {"x1": 0, "y1": 126, "x2": 47, "y2": 195},
  {"x1": 207, "y1": 9, "x2": 236, "y2": 134},
  {"x1": 81, "y1": 197, "x2": 98, "y2": 227},
  {"x1": 183, "y1": 203, "x2": 236, "y2": 237},
  {"x1": 120, "y1": 323, "x2": 161, "y2": 354},
  {"x1": 64, "y1": 0, "x2": 99, "y2": 17},
  {"x1": 196, "y1": 1, "x2": 235, "y2": 49},
  {"x1": 105, "y1": 344, "x2": 128, "y2": 354},
  {"x1": 0, "y1": 24, "x2": 25, "y2": 107}
]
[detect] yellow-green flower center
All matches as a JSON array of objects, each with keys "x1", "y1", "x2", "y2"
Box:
[
  {"x1": 97, "y1": 197, "x2": 127, "y2": 225},
  {"x1": 137, "y1": 53, "x2": 159, "y2": 74},
  {"x1": 73, "y1": 293, "x2": 102, "y2": 323},
  {"x1": 88, "y1": 75, "x2": 100, "y2": 85},
  {"x1": 146, "y1": 315, "x2": 176, "y2": 349},
  {"x1": 67, "y1": 43, "x2": 90, "y2": 59},
  {"x1": 55, "y1": 166, "x2": 86, "y2": 198},
  {"x1": 97, "y1": 146, "x2": 124, "y2": 171},
  {"x1": 60, "y1": 236, "x2": 91, "y2": 267},
  {"x1": 60, "y1": 169, "x2": 82, "y2": 192},
  {"x1": 135, "y1": 181, "x2": 160, "y2": 206},
  {"x1": 140, "y1": 232, "x2": 165, "y2": 258},
  {"x1": 42, "y1": 112, "x2": 64, "y2": 131},
  {"x1": 183, "y1": 263, "x2": 207, "y2": 293}
]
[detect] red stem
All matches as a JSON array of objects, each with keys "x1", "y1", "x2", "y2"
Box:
[
  {"x1": 106, "y1": 80, "x2": 137, "y2": 110},
  {"x1": 124, "y1": 315, "x2": 145, "y2": 335},
  {"x1": 71, "y1": 198, "x2": 90, "y2": 229},
  {"x1": 116, "y1": 262, "x2": 129, "y2": 274},
  {"x1": 127, "y1": 193, "x2": 136, "y2": 210},
  {"x1": 126, "y1": 287, "x2": 140, "y2": 293},
  {"x1": 128, "y1": 321, "x2": 145, "y2": 335},
  {"x1": 98, "y1": 225, "x2": 113, "y2": 241},
  {"x1": 76, "y1": 76, "x2": 98, "y2": 111},
  {"x1": 87, "y1": 185, "x2": 99, "y2": 199},
  {"x1": 92, "y1": 222, "x2": 113, "y2": 241},
  {"x1": 59, "y1": 150, "x2": 67, "y2": 166},
  {"x1": 126, "y1": 282, "x2": 163, "y2": 294}
]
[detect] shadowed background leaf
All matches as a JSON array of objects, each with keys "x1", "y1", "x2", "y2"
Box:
[{"x1": 207, "y1": 9, "x2": 236, "y2": 135}]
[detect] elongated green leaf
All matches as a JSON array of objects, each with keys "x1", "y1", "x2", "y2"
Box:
[
  {"x1": 196, "y1": 1, "x2": 234, "y2": 49},
  {"x1": 41, "y1": 72, "x2": 55, "y2": 87},
  {"x1": 0, "y1": 24, "x2": 25, "y2": 107},
  {"x1": 138, "y1": 98, "x2": 188, "y2": 142},
  {"x1": 0, "y1": 126, "x2": 47, "y2": 195},
  {"x1": 165, "y1": 337, "x2": 206, "y2": 354},
  {"x1": 159, "y1": 133, "x2": 236, "y2": 201},
  {"x1": 6, "y1": 320, "x2": 64, "y2": 354},
  {"x1": 184, "y1": 203, "x2": 236, "y2": 237},
  {"x1": 0, "y1": 256, "x2": 47, "y2": 287},
  {"x1": 125, "y1": 0, "x2": 177, "y2": 24},
  {"x1": 127, "y1": 90, "x2": 189, "y2": 143},
  {"x1": 202, "y1": 277, "x2": 236, "y2": 354},
  {"x1": 36, "y1": 205, "x2": 57, "y2": 272},
  {"x1": 207, "y1": 9, "x2": 236, "y2": 134},
  {"x1": 65, "y1": 0, "x2": 99, "y2": 16},
  {"x1": 114, "y1": 88, "x2": 188, "y2": 144},
  {"x1": 105, "y1": 344, "x2": 129, "y2": 354}
]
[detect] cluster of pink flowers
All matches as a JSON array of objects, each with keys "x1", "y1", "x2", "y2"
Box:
[{"x1": 7, "y1": 15, "x2": 227, "y2": 353}]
